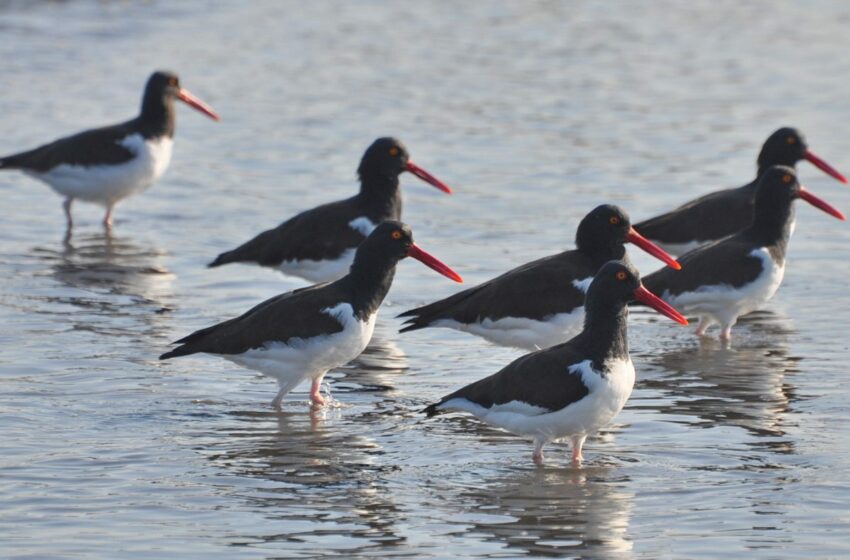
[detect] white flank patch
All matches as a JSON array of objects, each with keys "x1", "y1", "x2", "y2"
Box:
[
  {"x1": 27, "y1": 134, "x2": 173, "y2": 206},
  {"x1": 348, "y1": 216, "x2": 378, "y2": 236},
  {"x1": 279, "y1": 247, "x2": 356, "y2": 283},
  {"x1": 662, "y1": 247, "x2": 784, "y2": 330},
  {"x1": 572, "y1": 276, "x2": 594, "y2": 293},
  {"x1": 225, "y1": 303, "x2": 376, "y2": 396},
  {"x1": 438, "y1": 357, "x2": 635, "y2": 446}
]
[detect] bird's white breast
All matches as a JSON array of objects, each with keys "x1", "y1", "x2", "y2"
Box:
[{"x1": 28, "y1": 134, "x2": 173, "y2": 206}]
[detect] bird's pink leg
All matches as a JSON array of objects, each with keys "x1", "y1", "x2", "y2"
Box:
[
  {"x1": 63, "y1": 198, "x2": 74, "y2": 231},
  {"x1": 270, "y1": 388, "x2": 286, "y2": 410},
  {"x1": 695, "y1": 317, "x2": 712, "y2": 337},
  {"x1": 103, "y1": 205, "x2": 114, "y2": 229},
  {"x1": 532, "y1": 440, "x2": 545, "y2": 466},
  {"x1": 309, "y1": 378, "x2": 326, "y2": 407},
  {"x1": 571, "y1": 434, "x2": 586, "y2": 465}
]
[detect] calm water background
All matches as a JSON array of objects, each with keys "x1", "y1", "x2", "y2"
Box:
[{"x1": 2, "y1": 1, "x2": 850, "y2": 558}]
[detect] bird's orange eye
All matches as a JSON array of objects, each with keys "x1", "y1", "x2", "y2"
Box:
[
  {"x1": 168, "y1": 78, "x2": 178, "y2": 87},
  {"x1": 782, "y1": 174, "x2": 793, "y2": 183},
  {"x1": 391, "y1": 230, "x2": 403, "y2": 239},
  {"x1": 610, "y1": 216, "x2": 620, "y2": 225},
  {"x1": 616, "y1": 271, "x2": 627, "y2": 281},
  {"x1": 389, "y1": 147, "x2": 400, "y2": 157},
  {"x1": 786, "y1": 136, "x2": 796, "y2": 145}
]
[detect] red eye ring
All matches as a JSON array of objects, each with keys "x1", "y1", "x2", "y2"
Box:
[
  {"x1": 389, "y1": 147, "x2": 400, "y2": 156},
  {"x1": 786, "y1": 136, "x2": 796, "y2": 145},
  {"x1": 616, "y1": 271, "x2": 627, "y2": 280},
  {"x1": 610, "y1": 216, "x2": 620, "y2": 225},
  {"x1": 391, "y1": 230, "x2": 402, "y2": 240}
]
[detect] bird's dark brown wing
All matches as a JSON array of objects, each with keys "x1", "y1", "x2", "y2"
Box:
[
  {"x1": 641, "y1": 235, "x2": 766, "y2": 297},
  {"x1": 400, "y1": 250, "x2": 591, "y2": 330},
  {"x1": 160, "y1": 282, "x2": 348, "y2": 359},
  {"x1": 0, "y1": 120, "x2": 139, "y2": 171},
  {"x1": 426, "y1": 342, "x2": 592, "y2": 415},
  {"x1": 635, "y1": 184, "x2": 756, "y2": 245},
  {"x1": 208, "y1": 196, "x2": 369, "y2": 267}
]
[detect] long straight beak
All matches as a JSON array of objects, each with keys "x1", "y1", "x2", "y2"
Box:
[
  {"x1": 633, "y1": 285, "x2": 688, "y2": 325},
  {"x1": 407, "y1": 243, "x2": 463, "y2": 282},
  {"x1": 798, "y1": 186, "x2": 846, "y2": 220},
  {"x1": 405, "y1": 161, "x2": 452, "y2": 194},
  {"x1": 176, "y1": 88, "x2": 221, "y2": 121},
  {"x1": 627, "y1": 227, "x2": 682, "y2": 270},
  {"x1": 804, "y1": 149, "x2": 848, "y2": 184}
]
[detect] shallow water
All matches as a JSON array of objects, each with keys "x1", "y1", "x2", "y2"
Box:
[{"x1": 2, "y1": 1, "x2": 850, "y2": 558}]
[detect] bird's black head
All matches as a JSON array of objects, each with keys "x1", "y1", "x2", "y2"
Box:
[
  {"x1": 576, "y1": 204, "x2": 632, "y2": 250},
  {"x1": 140, "y1": 70, "x2": 220, "y2": 126},
  {"x1": 357, "y1": 138, "x2": 452, "y2": 194},
  {"x1": 144, "y1": 71, "x2": 182, "y2": 103},
  {"x1": 352, "y1": 220, "x2": 463, "y2": 282},
  {"x1": 753, "y1": 166, "x2": 845, "y2": 227},
  {"x1": 576, "y1": 205, "x2": 681, "y2": 270},
  {"x1": 757, "y1": 127, "x2": 847, "y2": 183},
  {"x1": 586, "y1": 260, "x2": 641, "y2": 306},
  {"x1": 586, "y1": 260, "x2": 688, "y2": 326},
  {"x1": 757, "y1": 128, "x2": 807, "y2": 171},
  {"x1": 358, "y1": 138, "x2": 411, "y2": 179}
]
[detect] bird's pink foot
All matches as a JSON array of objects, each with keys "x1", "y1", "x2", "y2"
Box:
[{"x1": 309, "y1": 379, "x2": 326, "y2": 407}]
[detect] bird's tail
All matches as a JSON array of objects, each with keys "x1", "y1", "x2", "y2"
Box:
[
  {"x1": 159, "y1": 345, "x2": 194, "y2": 360},
  {"x1": 208, "y1": 250, "x2": 235, "y2": 268},
  {"x1": 422, "y1": 402, "x2": 443, "y2": 418}
]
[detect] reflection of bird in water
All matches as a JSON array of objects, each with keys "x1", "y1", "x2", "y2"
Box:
[
  {"x1": 28, "y1": 231, "x2": 175, "y2": 338},
  {"x1": 450, "y1": 466, "x2": 634, "y2": 558},
  {"x1": 200, "y1": 408, "x2": 406, "y2": 550},
  {"x1": 636, "y1": 309, "x2": 799, "y2": 446}
]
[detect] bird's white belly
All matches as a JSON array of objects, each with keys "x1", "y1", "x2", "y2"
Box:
[
  {"x1": 442, "y1": 358, "x2": 635, "y2": 444},
  {"x1": 279, "y1": 248, "x2": 357, "y2": 283},
  {"x1": 664, "y1": 247, "x2": 784, "y2": 324},
  {"x1": 28, "y1": 134, "x2": 173, "y2": 205},
  {"x1": 433, "y1": 311, "x2": 584, "y2": 350},
  {"x1": 225, "y1": 303, "x2": 376, "y2": 391}
]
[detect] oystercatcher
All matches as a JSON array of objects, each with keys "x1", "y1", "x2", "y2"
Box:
[
  {"x1": 0, "y1": 71, "x2": 219, "y2": 231},
  {"x1": 424, "y1": 260, "x2": 688, "y2": 466},
  {"x1": 635, "y1": 128, "x2": 847, "y2": 254},
  {"x1": 398, "y1": 204, "x2": 680, "y2": 350},
  {"x1": 161, "y1": 221, "x2": 462, "y2": 409},
  {"x1": 207, "y1": 137, "x2": 452, "y2": 283},
  {"x1": 642, "y1": 166, "x2": 845, "y2": 341}
]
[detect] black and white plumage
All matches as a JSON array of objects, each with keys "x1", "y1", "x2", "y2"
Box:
[
  {"x1": 642, "y1": 166, "x2": 845, "y2": 341},
  {"x1": 0, "y1": 71, "x2": 219, "y2": 231},
  {"x1": 425, "y1": 260, "x2": 688, "y2": 466},
  {"x1": 161, "y1": 221, "x2": 462, "y2": 409},
  {"x1": 635, "y1": 128, "x2": 847, "y2": 255},
  {"x1": 398, "y1": 205, "x2": 680, "y2": 350},
  {"x1": 207, "y1": 137, "x2": 452, "y2": 283}
]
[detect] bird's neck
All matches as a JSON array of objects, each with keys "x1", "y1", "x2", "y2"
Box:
[
  {"x1": 579, "y1": 304, "x2": 629, "y2": 369},
  {"x1": 577, "y1": 241, "x2": 627, "y2": 268},
  {"x1": 357, "y1": 173, "x2": 402, "y2": 218},
  {"x1": 746, "y1": 198, "x2": 793, "y2": 259},
  {"x1": 344, "y1": 258, "x2": 396, "y2": 320},
  {"x1": 138, "y1": 94, "x2": 176, "y2": 139}
]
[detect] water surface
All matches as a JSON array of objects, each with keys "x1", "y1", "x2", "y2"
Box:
[{"x1": 2, "y1": 1, "x2": 850, "y2": 558}]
